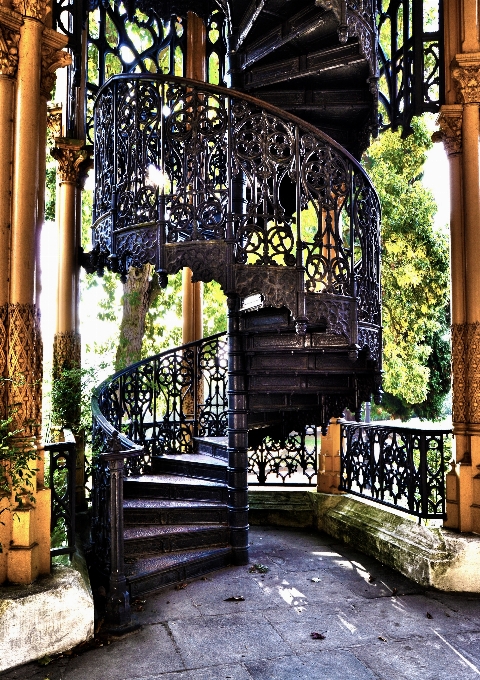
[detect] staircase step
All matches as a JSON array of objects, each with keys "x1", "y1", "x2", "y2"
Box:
[
  {"x1": 194, "y1": 436, "x2": 228, "y2": 461},
  {"x1": 124, "y1": 474, "x2": 228, "y2": 503},
  {"x1": 127, "y1": 547, "x2": 232, "y2": 597},
  {"x1": 124, "y1": 523, "x2": 229, "y2": 555},
  {"x1": 244, "y1": 42, "x2": 365, "y2": 89},
  {"x1": 123, "y1": 498, "x2": 229, "y2": 526},
  {"x1": 152, "y1": 453, "x2": 227, "y2": 482}
]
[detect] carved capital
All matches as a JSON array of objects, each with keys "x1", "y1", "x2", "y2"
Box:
[
  {"x1": 51, "y1": 139, "x2": 89, "y2": 183},
  {"x1": 11, "y1": 0, "x2": 47, "y2": 21},
  {"x1": 432, "y1": 106, "x2": 463, "y2": 156},
  {"x1": 0, "y1": 24, "x2": 19, "y2": 77},
  {"x1": 40, "y1": 36, "x2": 71, "y2": 99},
  {"x1": 452, "y1": 53, "x2": 480, "y2": 104}
]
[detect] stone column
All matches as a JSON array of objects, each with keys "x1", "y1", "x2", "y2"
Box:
[
  {"x1": 0, "y1": 9, "x2": 21, "y2": 432},
  {"x1": 1, "y1": 0, "x2": 71, "y2": 584},
  {"x1": 50, "y1": 138, "x2": 86, "y2": 377},
  {"x1": 182, "y1": 11, "x2": 206, "y2": 346},
  {"x1": 448, "y1": 55, "x2": 480, "y2": 532},
  {"x1": 433, "y1": 105, "x2": 465, "y2": 529}
]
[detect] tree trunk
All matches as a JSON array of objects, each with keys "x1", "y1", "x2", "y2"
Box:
[{"x1": 115, "y1": 264, "x2": 160, "y2": 371}]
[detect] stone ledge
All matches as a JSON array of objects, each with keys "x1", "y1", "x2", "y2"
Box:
[
  {"x1": 249, "y1": 489, "x2": 480, "y2": 592},
  {"x1": 0, "y1": 554, "x2": 94, "y2": 672}
]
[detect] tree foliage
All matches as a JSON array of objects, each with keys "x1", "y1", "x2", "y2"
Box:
[{"x1": 364, "y1": 118, "x2": 450, "y2": 419}]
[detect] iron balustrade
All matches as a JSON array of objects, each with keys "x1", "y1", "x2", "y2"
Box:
[
  {"x1": 91, "y1": 74, "x2": 381, "y2": 349},
  {"x1": 91, "y1": 333, "x2": 319, "y2": 486},
  {"x1": 340, "y1": 422, "x2": 452, "y2": 519},
  {"x1": 45, "y1": 429, "x2": 77, "y2": 557}
]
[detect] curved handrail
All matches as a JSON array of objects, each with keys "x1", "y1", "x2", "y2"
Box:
[
  {"x1": 92, "y1": 72, "x2": 381, "y2": 339},
  {"x1": 91, "y1": 332, "x2": 228, "y2": 461},
  {"x1": 95, "y1": 74, "x2": 373, "y2": 180}
]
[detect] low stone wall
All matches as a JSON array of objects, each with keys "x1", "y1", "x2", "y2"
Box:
[
  {"x1": 0, "y1": 550, "x2": 94, "y2": 672},
  {"x1": 249, "y1": 489, "x2": 480, "y2": 592}
]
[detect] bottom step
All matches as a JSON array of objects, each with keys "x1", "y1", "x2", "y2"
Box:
[{"x1": 127, "y1": 546, "x2": 232, "y2": 597}]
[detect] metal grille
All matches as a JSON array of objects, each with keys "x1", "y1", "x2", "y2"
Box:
[
  {"x1": 377, "y1": 0, "x2": 444, "y2": 133},
  {"x1": 340, "y1": 422, "x2": 451, "y2": 519},
  {"x1": 45, "y1": 437, "x2": 77, "y2": 557},
  {"x1": 92, "y1": 333, "x2": 320, "y2": 485},
  {"x1": 92, "y1": 75, "x2": 381, "y2": 337}
]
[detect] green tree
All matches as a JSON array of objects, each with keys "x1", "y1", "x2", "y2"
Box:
[{"x1": 364, "y1": 118, "x2": 450, "y2": 420}]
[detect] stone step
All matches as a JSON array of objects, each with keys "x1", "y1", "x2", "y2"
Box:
[
  {"x1": 124, "y1": 523, "x2": 229, "y2": 556},
  {"x1": 152, "y1": 452, "x2": 227, "y2": 482},
  {"x1": 126, "y1": 547, "x2": 232, "y2": 597},
  {"x1": 123, "y1": 498, "x2": 229, "y2": 526},
  {"x1": 124, "y1": 474, "x2": 228, "y2": 503}
]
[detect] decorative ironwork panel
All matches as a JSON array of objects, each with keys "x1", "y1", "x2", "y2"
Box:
[
  {"x1": 92, "y1": 333, "x2": 229, "y2": 462},
  {"x1": 164, "y1": 82, "x2": 229, "y2": 243},
  {"x1": 248, "y1": 425, "x2": 318, "y2": 485},
  {"x1": 340, "y1": 423, "x2": 451, "y2": 519},
  {"x1": 46, "y1": 440, "x2": 77, "y2": 557},
  {"x1": 377, "y1": 0, "x2": 444, "y2": 133},
  {"x1": 86, "y1": 1, "x2": 187, "y2": 143},
  {"x1": 231, "y1": 99, "x2": 297, "y2": 268},
  {"x1": 207, "y1": 9, "x2": 228, "y2": 85},
  {"x1": 92, "y1": 75, "x2": 381, "y2": 318}
]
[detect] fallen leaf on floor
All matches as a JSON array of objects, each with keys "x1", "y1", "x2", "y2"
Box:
[
  {"x1": 249, "y1": 563, "x2": 269, "y2": 574},
  {"x1": 378, "y1": 636, "x2": 387, "y2": 642},
  {"x1": 311, "y1": 577, "x2": 321, "y2": 583},
  {"x1": 224, "y1": 595, "x2": 245, "y2": 602},
  {"x1": 175, "y1": 582, "x2": 188, "y2": 590},
  {"x1": 38, "y1": 656, "x2": 53, "y2": 666},
  {"x1": 391, "y1": 588, "x2": 397, "y2": 596},
  {"x1": 201, "y1": 576, "x2": 212, "y2": 581},
  {"x1": 426, "y1": 612, "x2": 433, "y2": 619},
  {"x1": 368, "y1": 575, "x2": 376, "y2": 583},
  {"x1": 310, "y1": 632, "x2": 326, "y2": 640}
]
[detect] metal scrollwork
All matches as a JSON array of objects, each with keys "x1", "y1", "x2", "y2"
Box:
[{"x1": 340, "y1": 423, "x2": 451, "y2": 519}]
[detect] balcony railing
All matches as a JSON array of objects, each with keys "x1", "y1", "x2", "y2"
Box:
[{"x1": 340, "y1": 422, "x2": 452, "y2": 519}]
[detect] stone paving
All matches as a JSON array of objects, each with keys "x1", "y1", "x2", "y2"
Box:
[{"x1": 2, "y1": 526, "x2": 480, "y2": 680}]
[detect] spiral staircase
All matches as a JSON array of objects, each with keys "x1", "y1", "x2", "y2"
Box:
[{"x1": 87, "y1": 0, "x2": 382, "y2": 598}]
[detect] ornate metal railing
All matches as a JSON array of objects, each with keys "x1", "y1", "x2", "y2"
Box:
[
  {"x1": 92, "y1": 332, "x2": 319, "y2": 486},
  {"x1": 45, "y1": 429, "x2": 77, "y2": 557},
  {"x1": 90, "y1": 75, "x2": 381, "y2": 350},
  {"x1": 340, "y1": 422, "x2": 452, "y2": 519},
  {"x1": 92, "y1": 333, "x2": 229, "y2": 464}
]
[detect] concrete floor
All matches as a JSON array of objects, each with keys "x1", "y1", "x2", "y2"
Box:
[{"x1": 2, "y1": 525, "x2": 480, "y2": 680}]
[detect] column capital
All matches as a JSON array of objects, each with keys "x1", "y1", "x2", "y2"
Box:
[
  {"x1": 432, "y1": 105, "x2": 463, "y2": 156},
  {"x1": 40, "y1": 28, "x2": 70, "y2": 100},
  {"x1": 0, "y1": 7, "x2": 23, "y2": 78},
  {"x1": 11, "y1": 0, "x2": 48, "y2": 22},
  {"x1": 452, "y1": 53, "x2": 480, "y2": 104},
  {"x1": 51, "y1": 139, "x2": 89, "y2": 184}
]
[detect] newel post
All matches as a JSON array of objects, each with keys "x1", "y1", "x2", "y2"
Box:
[
  {"x1": 227, "y1": 295, "x2": 249, "y2": 565},
  {"x1": 103, "y1": 432, "x2": 143, "y2": 630}
]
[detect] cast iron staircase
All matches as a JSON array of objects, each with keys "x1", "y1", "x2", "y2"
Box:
[{"x1": 88, "y1": 1, "x2": 381, "y2": 597}]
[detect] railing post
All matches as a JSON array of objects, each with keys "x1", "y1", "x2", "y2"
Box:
[
  {"x1": 227, "y1": 295, "x2": 249, "y2": 565},
  {"x1": 103, "y1": 432, "x2": 140, "y2": 631},
  {"x1": 317, "y1": 419, "x2": 344, "y2": 493}
]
